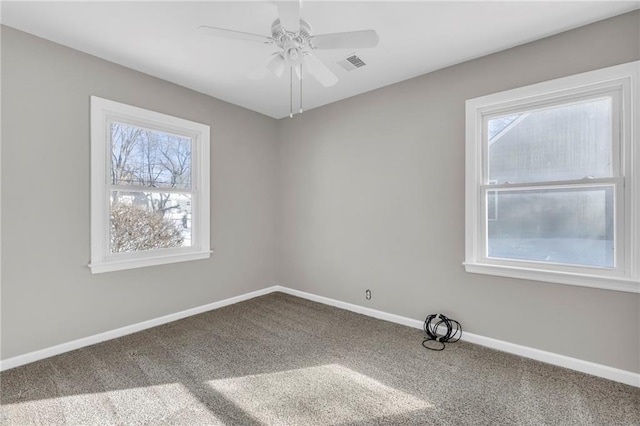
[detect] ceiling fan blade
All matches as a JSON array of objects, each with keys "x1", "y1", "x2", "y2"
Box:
[
  {"x1": 198, "y1": 25, "x2": 274, "y2": 44},
  {"x1": 310, "y1": 30, "x2": 379, "y2": 49},
  {"x1": 304, "y1": 54, "x2": 338, "y2": 87},
  {"x1": 268, "y1": 54, "x2": 286, "y2": 78},
  {"x1": 247, "y1": 53, "x2": 285, "y2": 80},
  {"x1": 276, "y1": 1, "x2": 300, "y2": 33}
]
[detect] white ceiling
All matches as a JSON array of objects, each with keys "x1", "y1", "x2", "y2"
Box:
[{"x1": 2, "y1": 1, "x2": 639, "y2": 119}]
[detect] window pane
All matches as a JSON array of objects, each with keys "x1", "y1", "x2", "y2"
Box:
[
  {"x1": 488, "y1": 98, "x2": 612, "y2": 183},
  {"x1": 487, "y1": 186, "x2": 614, "y2": 268},
  {"x1": 110, "y1": 191, "x2": 192, "y2": 253},
  {"x1": 110, "y1": 122, "x2": 192, "y2": 189},
  {"x1": 487, "y1": 190, "x2": 498, "y2": 221}
]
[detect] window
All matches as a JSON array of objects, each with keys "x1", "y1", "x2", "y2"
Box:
[
  {"x1": 465, "y1": 61, "x2": 639, "y2": 292},
  {"x1": 90, "y1": 97, "x2": 210, "y2": 273}
]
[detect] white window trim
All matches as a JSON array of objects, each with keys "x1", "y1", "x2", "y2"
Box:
[
  {"x1": 464, "y1": 61, "x2": 640, "y2": 293},
  {"x1": 89, "y1": 96, "x2": 211, "y2": 274}
]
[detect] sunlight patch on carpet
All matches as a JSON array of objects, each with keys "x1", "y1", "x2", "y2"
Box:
[
  {"x1": 1, "y1": 382, "x2": 219, "y2": 425},
  {"x1": 207, "y1": 364, "x2": 431, "y2": 424}
]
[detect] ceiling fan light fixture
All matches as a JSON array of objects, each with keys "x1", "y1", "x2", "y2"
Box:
[{"x1": 284, "y1": 46, "x2": 302, "y2": 66}]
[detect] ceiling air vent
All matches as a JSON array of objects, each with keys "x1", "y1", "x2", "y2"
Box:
[{"x1": 337, "y1": 54, "x2": 366, "y2": 71}]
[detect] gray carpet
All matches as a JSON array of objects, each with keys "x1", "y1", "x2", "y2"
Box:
[{"x1": 1, "y1": 292, "x2": 639, "y2": 425}]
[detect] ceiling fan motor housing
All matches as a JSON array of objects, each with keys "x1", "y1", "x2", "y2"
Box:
[{"x1": 272, "y1": 19, "x2": 312, "y2": 66}]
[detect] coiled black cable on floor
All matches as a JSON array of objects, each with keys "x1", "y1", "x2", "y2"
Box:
[{"x1": 421, "y1": 314, "x2": 462, "y2": 351}]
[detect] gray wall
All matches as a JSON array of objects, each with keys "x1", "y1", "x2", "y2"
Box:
[
  {"x1": 1, "y1": 26, "x2": 278, "y2": 359},
  {"x1": 277, "y1": 11, "x2": 640, "y2": 373},
  {"x1": 3, "y1": 11, "x2": 639, "y2": 374}
]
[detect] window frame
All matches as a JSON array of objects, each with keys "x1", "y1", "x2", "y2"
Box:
[
  {"x1": 90, "y1": 96, "x2": 211, "y2": 274},
  {"x1": 464, "y1": 61, "x2": 639, "y2": 293}
]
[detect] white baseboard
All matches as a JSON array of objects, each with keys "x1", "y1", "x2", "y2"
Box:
[
  {"x1": 274, "y1": 286, "x2": 424, "y2": 329},
  {"x1": 274, "y1": 286, "x2": 640, "y2": 388},
  {"x1": 0, "y1": 286, "x2": 278, "y2": 372},
  {"x1": 2, "y1": 284, "x2": 638, "y2": 388}
]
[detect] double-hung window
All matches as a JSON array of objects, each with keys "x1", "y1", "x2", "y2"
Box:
[
  {"x1": 90, "y1": 97, "x2": 211, "y2": 273},
  {"x1": 465, "y1": 61, "x2": 639, "y2": 292}
]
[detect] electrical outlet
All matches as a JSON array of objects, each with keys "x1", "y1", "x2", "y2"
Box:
[{"x1": 365, "y1": 289, "x2": 372, "y2": 300}]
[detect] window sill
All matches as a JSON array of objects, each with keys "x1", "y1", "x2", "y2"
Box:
[
  {"x1": 463, "y1": 262, "x2": 639, "y2": 293},
  {"x1": 89, "y1": 250, "x2": 212, "y2": 274}
]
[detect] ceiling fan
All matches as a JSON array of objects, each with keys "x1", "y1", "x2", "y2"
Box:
[{"x1": 198, "y1": 1, "x2": 379, "y2": 117}]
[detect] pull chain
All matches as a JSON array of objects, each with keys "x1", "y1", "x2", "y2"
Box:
[
  {"x1": 289, "y1": 66, "x2": 293, "y2": 118},
  {"x1": 299, "y1": 63, "x2": 303, "y2": 114}
]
